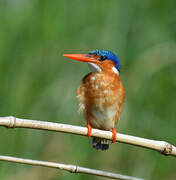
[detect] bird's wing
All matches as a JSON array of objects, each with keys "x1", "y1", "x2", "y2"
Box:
[
  {"x1": 76, "y1": 73, "x2": 92, "y2": 113},
  {"x1": 115, "y1": 81, "x2": 125, "y2": 124},
  {"x1": 76, "y1": 83, "x2": 85, "y2": 113}
]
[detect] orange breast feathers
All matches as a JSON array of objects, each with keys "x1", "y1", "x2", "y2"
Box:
[{"x1": 76, "y1": 69, "x2": 125, "y2": 131}]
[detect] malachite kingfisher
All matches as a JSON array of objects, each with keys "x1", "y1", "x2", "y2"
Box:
[{"x1": 63, "y1": 49, "x2": 125, "y2": 150}]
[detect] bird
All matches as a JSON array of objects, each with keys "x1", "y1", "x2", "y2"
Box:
[{"x1": 63, "y1": 49, "x2": 125, "y2": 150}]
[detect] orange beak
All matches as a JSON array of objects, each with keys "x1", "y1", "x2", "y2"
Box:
[{"x1": 63, "y1": 54, "x2": 99, "y2": 64}]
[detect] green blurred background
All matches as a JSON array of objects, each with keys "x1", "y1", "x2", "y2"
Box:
[{"x1": 0, "y1": 0, "x2": 176, "y2": 179}]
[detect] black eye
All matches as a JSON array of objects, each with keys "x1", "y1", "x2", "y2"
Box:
[{"x1": 99, "y1": 55, "x2": 107, "y2": 61}]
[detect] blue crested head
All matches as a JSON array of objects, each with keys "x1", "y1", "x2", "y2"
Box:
[{"x1": 88, "y1": 49, "x2": 120, "y2": 70}]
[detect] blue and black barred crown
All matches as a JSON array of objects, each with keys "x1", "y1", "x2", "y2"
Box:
[{"x1": 89, "y1": 49, "x2": 120, "y2": 70}]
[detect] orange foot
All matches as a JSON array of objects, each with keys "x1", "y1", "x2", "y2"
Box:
[
  {"x1": 87, "y1": 123, "x2": 92, "y2": 138},
  {"x1": 112, "y1": 128, "x2": 117, "y2": 143}
]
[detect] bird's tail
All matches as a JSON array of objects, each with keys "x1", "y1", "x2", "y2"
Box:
[{"x1": 92, "y1": 137, "x2": 109, "y2": 150}]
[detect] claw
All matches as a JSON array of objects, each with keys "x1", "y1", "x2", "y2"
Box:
[
  {"x1": 112, "y1": 128, "x2": 117, "y2": 143},
  {"x1": 87, "y1": 123, "x2": 92, "y2": 138}
]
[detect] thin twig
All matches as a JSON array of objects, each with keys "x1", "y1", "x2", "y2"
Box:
[
  {"x1": 0, "y1": 155, "x2": 143, "y2": 180},
  {"x1": 0, "y1": 116, "x2": 176, "y2": 157}
]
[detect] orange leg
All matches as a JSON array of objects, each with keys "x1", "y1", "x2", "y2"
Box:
[
  {"x1": 112, "y1": 128, "x2": 117, "y2": 143},
  {"x1": 87, "y1": 123, "x2": 92, "y2": 138}
]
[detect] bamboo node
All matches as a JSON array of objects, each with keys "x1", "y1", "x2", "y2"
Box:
[
  {"x1": 162, "y1": 143, "x2": 172, "y2": 156},
  {"x1": 68, "y1": 165, "x2": 78, "y2": 173},
  {"x1": 8, "y1": 116, "x2": 16, "y2": 128}
]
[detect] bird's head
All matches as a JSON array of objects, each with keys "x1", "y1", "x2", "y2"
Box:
[{"x1": 63, "y1": 49, "x2": 121, "y2": 75}]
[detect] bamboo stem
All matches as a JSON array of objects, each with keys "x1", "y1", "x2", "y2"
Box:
[
  {"x1": 0, "y1": 116, "x2": 176, "y2": 157},
  {"x1": 0, "y1": 155, "x2": 143, "y2": 180}
]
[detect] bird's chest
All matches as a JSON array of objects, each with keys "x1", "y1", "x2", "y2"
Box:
[
  {"x1": 83, "y1": 73, "x2": 122, "y2": 129},
  {"x1": 84, "y1": 73, "x2": 120, "y2": 105}
]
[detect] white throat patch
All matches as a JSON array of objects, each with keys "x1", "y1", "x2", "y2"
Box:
[
  {"x1": 88, "y1": 62, "x2": 102, "y2": 73},
  {"x1": 112, "y1": 66, "x2": 119, "y2": 75}
]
